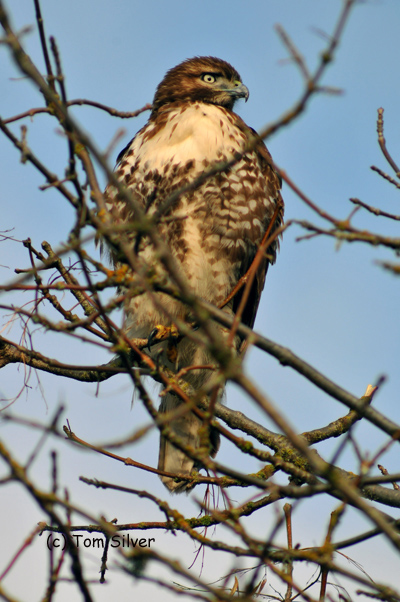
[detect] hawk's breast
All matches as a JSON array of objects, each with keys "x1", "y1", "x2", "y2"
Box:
[
  {"x1": 130, "y1": 103, "x2": 247, "y2": 176},
  {"x1": 110, "y1": 102, "x2": 276, "y2": 317}
]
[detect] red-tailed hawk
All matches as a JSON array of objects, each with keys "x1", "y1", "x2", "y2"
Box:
[{"x1": 105, "y1": 57, "x2": 283, "y2": 492}]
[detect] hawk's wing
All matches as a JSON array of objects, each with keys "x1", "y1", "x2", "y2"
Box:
[{"x1": 231, "y1": 125, "x2": 284, "y2": 334}]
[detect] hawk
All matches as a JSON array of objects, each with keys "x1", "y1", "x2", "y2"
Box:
[{"x1": 105, "y1": 57, "x2": 284, "y2": 493}]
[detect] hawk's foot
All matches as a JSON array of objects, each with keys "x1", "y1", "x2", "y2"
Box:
[{"x1": 147, "y1": 324, "x2": 179, "y2": 351}]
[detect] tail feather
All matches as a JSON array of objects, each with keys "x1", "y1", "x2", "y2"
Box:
[
  {"x1": 157, "y1": 392, "x2": 220, "y2": 493},
  {"x1": 157, "y1": 392, "x2": 201, "y2": 493}
]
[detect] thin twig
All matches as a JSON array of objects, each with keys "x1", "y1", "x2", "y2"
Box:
[
  {"x1": 376, "y1": 108, "x2": 400, "y2": 178},
  {"x1": 3, "y1": 100, "x2": 152, "y2": 124},
  {"x1": 33, "y1": 0, "x2": 55, "y2": 91},
  {"x1": 350, "y1": 198, "x2": 400, "y2": 221}
]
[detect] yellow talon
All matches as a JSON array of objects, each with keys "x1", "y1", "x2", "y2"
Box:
[{"x1": 147, "y1": 324, "x2": 179, "y2": 350}]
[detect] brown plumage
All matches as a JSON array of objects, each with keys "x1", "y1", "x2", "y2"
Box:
[{"x1": 105, "y1": 57, "x2": 284, "y2": 493}]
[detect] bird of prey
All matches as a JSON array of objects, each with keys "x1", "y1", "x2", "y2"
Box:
[{"x1": 105, "y1": 56, "x2": 284, "y2": 492}]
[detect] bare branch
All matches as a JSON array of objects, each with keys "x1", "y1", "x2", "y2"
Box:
[
  {"x1": 376, "y1": 108, "x2": 400, "y2": 178},
  {"x1": 3, "y1": 100, "x2": 151, "y2": 124}
]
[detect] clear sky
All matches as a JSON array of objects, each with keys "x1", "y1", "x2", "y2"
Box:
[{"x1": 1, "y1": 1, "x2": 400, "y2": 600}]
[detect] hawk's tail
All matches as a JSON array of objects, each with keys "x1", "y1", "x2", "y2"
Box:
[{"x1": 157, "y1": 392, "x2": 220, "y2": 493}]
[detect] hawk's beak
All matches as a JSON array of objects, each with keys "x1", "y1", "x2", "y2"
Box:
[
  {"x1": 230, "y1": 81, "x2": 249, "y2": 102},
  {"x1": 219, "y1": 80, "x2": 249, "y2": 103}
]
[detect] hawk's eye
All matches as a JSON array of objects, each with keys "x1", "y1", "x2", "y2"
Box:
[{"x1": 201, "y1": 73, "x2": 217, "y2": 84}]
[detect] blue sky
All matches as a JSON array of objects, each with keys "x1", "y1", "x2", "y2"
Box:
[{"x1": 1, "y1": 1, "x2": 400, "y2": 600}]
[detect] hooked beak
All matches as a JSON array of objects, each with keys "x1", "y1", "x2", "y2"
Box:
[
  {"x1": 218, "y1": 79, "x2": 249, "y2": 103},
  {"x1": 229, "y1": 81, "x2": 249, "y2": 102}
]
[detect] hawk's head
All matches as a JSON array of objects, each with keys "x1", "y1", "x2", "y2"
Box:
[{"x1": 152, "y1": 56, "x2": 249, "y2": 114}]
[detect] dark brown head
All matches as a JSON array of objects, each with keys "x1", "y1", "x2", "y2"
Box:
[{"x1": 152, "y1": 56, "x2": 249, "y2": 114}]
